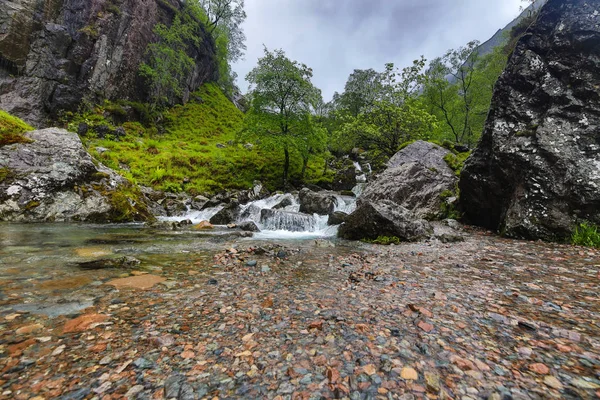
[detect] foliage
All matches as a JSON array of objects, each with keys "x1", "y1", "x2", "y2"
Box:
[
  {"x1": 73, "y1": 84, "x2": 329, "y2": 194},
  {"x1": 139, "y1": 13, "x2": 199, "y2": 108},
  {"x1": 197, "y1": 0, "x2": 246, "y2": 63},
  {"x1": 571, "y1": 223, "x2": 600, "y2": 249},
  {"x1": 341, "y1": 100, "x2": 437, "y2": 159},
  {"x1": 0, "y1": 110, "x2": 34, "y2": 147},
  {"x1": 362, "y1": 236, "x2": 402, "y2": 245},
  {"x1": 333, "y1": 59, "x2": 438, "y2": 159},
  {"x1": 244, "y1": 48, "x2": 325, "y2": 187}
]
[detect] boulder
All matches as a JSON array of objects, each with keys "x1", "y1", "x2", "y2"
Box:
[
  {"x1": 360, "y1": 141, "x2": 457, "y2": 219},
  {"x1": 238, "y1": 221, "x2": 260, "y2": 232},
  {"x1": 459, "y1": 0, "x2": 600, "y2": 240},
  {"x1": 0, "y1": 128, "x2": 154, "y2": 223},
  {"x1": 209, "y1": 202, "x2": 240, "y2": 225},
  {"x1": 338, "y1": 200, "x2": 431, "y2": 241},
  {"x1": 273, "y1": 196, "x2": 293, "y2": 210},
  {"x1": 328, "y1": 211, "x2": 348, "y2": 226},
  {"x1": 332, "y1": 164, "x2": 357, "y2": 191},
  {"x1": 298, "y1": 188, "x2": 337, "y2": 215}
]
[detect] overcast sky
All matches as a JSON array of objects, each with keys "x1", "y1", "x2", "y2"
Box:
[{"x1": 232, "y1": 0, "x2": 525, "y2": 100}]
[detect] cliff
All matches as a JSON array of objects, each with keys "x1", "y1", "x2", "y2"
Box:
[
  {"x1": 0, "y1": 0, "x2": 218, "y2": 126},
  {"x1": 459, "y1": 0, "x2": 600, "y2": 240}
]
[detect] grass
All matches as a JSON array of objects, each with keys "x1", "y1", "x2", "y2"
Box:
[
  {"x1": 571, "y1": 222, "x2": 600, "y2": 248},
  {"x1": 0, "y1": 110, "x2": 34, "y2": 147},
  {"x1": 70, "y1": 83, "x2": 331, "y2": 195}
]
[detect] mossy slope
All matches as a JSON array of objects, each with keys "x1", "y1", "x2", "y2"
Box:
[{"x1": 80, "y1": 84, "x2": 328, "y2": 195}]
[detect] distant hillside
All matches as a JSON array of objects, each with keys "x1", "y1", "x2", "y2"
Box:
[{"x1": 477, "y1": 0, "x2": 548, "y2": 57}]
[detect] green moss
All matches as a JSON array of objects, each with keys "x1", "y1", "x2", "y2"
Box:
[
  {"x1": 0, "y1": 167, "x2": 11, "y2": 183},
  {"x1": 24, "y1": 201, "x2": 40, "y2": 211},
  {"x1": 79, "y1": 25, "x2": 99, "y2": 39},
  {"x1": 105, "y1": 184, "x2": 155, "y2": 223},
  {"x1": 362, "y1": 236, "x2": 402, "y2": 245},
  {"x1": 571, "y1": 222, "x2": 600, "y2": 248},
  {"x1": 63, "y1": 84, "x2": 332, "y2": 195},
  {"x1": 0, "y1": 110, "x2": 34, "y2": 147},
  {"x1": 444, "y1": 152, "x2": 471, "y2": 176}
]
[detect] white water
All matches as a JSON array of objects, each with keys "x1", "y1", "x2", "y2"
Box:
[
  {"x1": 158, "y1": 187, "x2": 362, "y2": 239},
  {"x1": 353, "y1": 161, "x2": 367, "y2": 183}
]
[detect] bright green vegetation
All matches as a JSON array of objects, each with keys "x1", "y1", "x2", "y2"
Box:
[
  {"x1": 444, "y1": 151, "x2": 471, "y2": 176},
  {"x1": 140, "y1": 0, "x2": 246, "y2": 107},
  {"x1": 571, "y1": 222, "x2": 600, "y2": 249},
  {"x1": 362, "y1": 236, "x2": 402, "y2": 245},
  {"x1": 76, "y1": 84, "x2": 329, "y2": 194},
  {"x1": 244, "y1": 48, "x2": 326, "y2": 188},
  {"x1": 105, "y1": 184, "x2": 154, "y2": 223},
  {"x1": 0, "y1": 110, "x2": 34, "y2": 147}
]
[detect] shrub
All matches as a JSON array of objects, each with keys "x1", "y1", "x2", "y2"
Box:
[{"x1": 571, "y1": 222, "x2": 600, "y2": 248}]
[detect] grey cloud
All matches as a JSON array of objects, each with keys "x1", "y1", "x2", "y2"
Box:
[{"x1": 233, "y1": 0, "x2": 523, "y2": 100}]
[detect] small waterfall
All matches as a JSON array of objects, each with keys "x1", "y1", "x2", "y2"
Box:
[
  {"x1": 353, "y1": 161, "x2": 367, "y2": 183},
  {"x1": 157, "y1": 189, "x2": 361, "y2": 239},
  {"x1": 159, "y1": 206, "x2": 223, "y2": 224},
  {"x1": 259, "y1": 209, "x2": 317, "y2": 232}
]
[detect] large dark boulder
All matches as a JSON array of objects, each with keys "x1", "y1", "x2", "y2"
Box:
[
  {"x1": 298, "y1": 188, "x2": 337, "y2": 215},
  {"x1": 0, "y1": 0, "x2": 218, "y2": 126},
  {"x1": 0, "y1": 128, "x2": 154, "y2": 222},
  {"x1": 209, "y1": 202, "x2": 241, "y2": 225},
  {"x1": 361, "y1": 141, "x2": 457, "y2": 219},
  {"x1": 460, "y1": 0, "x2": 600, "y2": 241},
  {"x1": 338, "y1": 200, "x2": 431, "y2": 241}
]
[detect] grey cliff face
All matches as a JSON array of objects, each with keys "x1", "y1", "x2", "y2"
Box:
[
  {"x1": 459, "y1": 0, "x2": 600, "y2": 240},
  {"x1": 0, "y1": 0, "x2": 218, "y2": 126}
]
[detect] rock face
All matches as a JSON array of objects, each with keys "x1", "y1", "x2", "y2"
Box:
[
  {"x1": 0, "y1": 128, "x2": 154, "y2": 222},
  {"x1": 361, "y1": 141, "x2": 457, "y2": 219},
  {"x1": 460, "y1": 0, "x2": 600, "y2": 240},
  {"x1": 338, "y1": 141, "x2": 456, "y2": 241},
  {"x1": 298, "y1": 188, "x2": 337, "y2": 216},
  {"x1": 338, "y1": 200, "x2": 432, "y2": 241},
  {"x1": 0, "y1": 0, "x2": 218, "y2": 126}
]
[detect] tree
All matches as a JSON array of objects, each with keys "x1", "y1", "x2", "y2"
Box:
[
  {"x1": 336, "y1": 69, "x2": 382, "y2": 117},
  {"x1": 198, "y1": 0, "x2": 247, "y2": 63},
  {"x1": 337, "y1": 58, "x2": 436, "y2": 158},
  {"x1": 244, "y1": 48, "x2": 322, "y2": 187},
  {"x1": 423, "y1": 41, "x2": 482, "y2": 146},
  {"x1": 341, "y1": 100, "x2": 437, "y2": 158},
  {"x1": 139, "y1": 15, "x2": 199, "y2": 108}
]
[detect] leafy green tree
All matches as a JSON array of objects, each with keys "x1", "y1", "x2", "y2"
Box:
[
  {"x1": 198, "y1": 0, "x2": 247, "y2": 63},
  {"x1": 335, "y1": 69, "x2": 382, "y2": 117},
  {"x1": 341, "y1": 100, "x2": 437, "y2": 158},
  {"x1": 244, "y1": 48, "x2": 323, "y2": 187},
  {"x1": 423, "y1": 41, "x2": 482, "y2": 145},
  {"x1": 139, "y1": 15, "x2": 199, "y2": 108},
  {"x1": 422, "y1": 41, "x2": 509, "y2": 146},
  {"x1": 336, "y1": 58, "x2": 436, "y2": 158}
]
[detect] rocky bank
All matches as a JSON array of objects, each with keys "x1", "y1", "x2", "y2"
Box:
[{"x1": 0, "y1": 128, "x2": 154, "y2": 222}]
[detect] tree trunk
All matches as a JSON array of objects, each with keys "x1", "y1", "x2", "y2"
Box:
[
  {"x1": 301, "y1": 156, "x2": 308, "y2": 179},
  {"x1": 283, "y1": 146, "x2": 290, "y2": 189}
]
